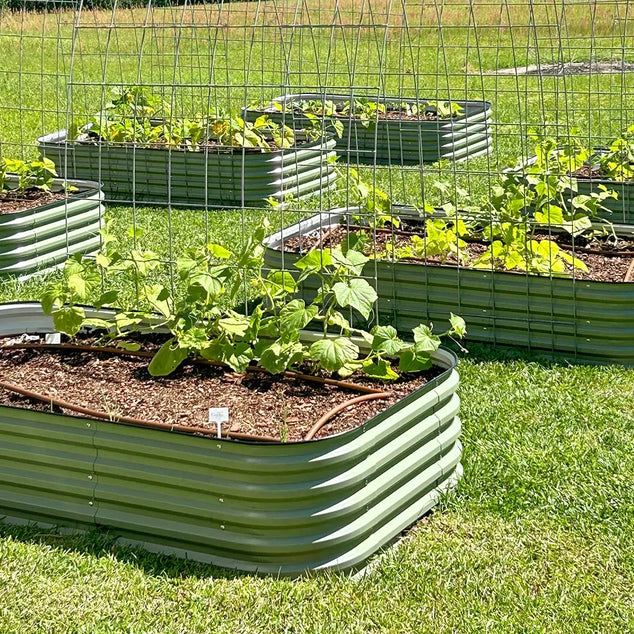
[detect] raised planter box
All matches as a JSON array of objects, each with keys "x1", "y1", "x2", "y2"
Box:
[
  {"x1": 243, "y1": 93, "x2": 492, "y2": 165},
  {"x1": 265, "y1": 209, "x2": 634, "y2": 365},
  {"x1": 38, "y1": 130, "x2": 337, "y2": 207},
  {"x1": 0, "y1": 177, "x2": 104, "y2": 278},
  {"x1": 0, "y1": 302, "x2": 461, "y2": 575}
]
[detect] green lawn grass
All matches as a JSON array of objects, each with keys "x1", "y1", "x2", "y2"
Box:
[
  {"x1": 1, "y1": 2, "x2": 634, "y2": 631},
  {"x1": 1, "y1": 348, "x2": 633, "y2": 633}
]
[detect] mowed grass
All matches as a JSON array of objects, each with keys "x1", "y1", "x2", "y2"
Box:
[
  {"x1": 1, "y1": 2, "x2": 634, "y2": 632},
  {"x1": 0, "y1": 352, "x2": 633, "y2": 633}
]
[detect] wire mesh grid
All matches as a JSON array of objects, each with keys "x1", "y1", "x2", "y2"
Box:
[{"x1": 1, "y1": 0, "x2": 634, "y2": 363}]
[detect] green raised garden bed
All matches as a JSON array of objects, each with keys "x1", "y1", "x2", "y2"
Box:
[
  {"x1": 0, "y1": 302, "x2": 461, "y2": 575},
  {"x1": 38, "y1": 130, "x2": 337, "y2": 208},
  {"x1": 0, "y1": 177, "x2": 104, "y2": 278},
  {"x1": 244, "y1": 93, "x2": 492, "y2": 165},
  {"x1": 265, "y1": 209, "x2": 634, "y2": 365}
]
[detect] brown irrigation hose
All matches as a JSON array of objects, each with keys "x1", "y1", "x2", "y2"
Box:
[
  {"x1": 303, "y1": 392, "x2": 390, "y2": 441},
  {"x1": 0, "y1": 377, "x2": 279, "y2": 443},
  {"x1": 2, "y1": 342, "x2": 383, "y2": 394}
]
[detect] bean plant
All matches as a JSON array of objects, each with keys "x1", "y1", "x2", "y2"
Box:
[{"x1": 41, "y1": 222, "x2": 466, "y2": 381}]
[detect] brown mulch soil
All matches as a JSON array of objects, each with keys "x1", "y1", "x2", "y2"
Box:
[
  {"x1": 283, "y1": 224, "x2": 634, "y2": 283},
  {"x1": 572, "y1": 165, "x2": 604, "y2": 180},
  {"x1": 378, "y1": 109, "x2": 445, "y2": 121},
  {"x1": 0, "y1": 341, "x2": 440, "y2": 442},
  {"x1": 0, "y1": 190, "x2": 65, "y2": 215}
]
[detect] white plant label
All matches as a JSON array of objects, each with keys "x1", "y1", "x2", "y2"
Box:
[
  {"x1": 208, "y1": 408, "x2": 229, "y2": 438},
  {"x1": 45, "y1": 333, "x2": 61, "y2": 344}
]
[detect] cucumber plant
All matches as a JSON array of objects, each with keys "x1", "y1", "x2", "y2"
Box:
[{"x1": 40, "y1": 222, "x2": 466, "y2": 381}]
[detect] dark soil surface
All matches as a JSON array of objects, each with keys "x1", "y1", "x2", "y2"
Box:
[
  {"x1": 283, "y1": 224, "x2": 634, "y2": 282},
  {"x1": 0, "y1": 340, "x2": 441, "y2": 442},
  {"x1": 81, "y1": 132, "x2": 312, "y2": 153},
  {"x1": 572, "y1": 165, "x2": 604, "y2": 180},
  {"x1": 0, "y1": 189, "x2": 65, "y2": 215}
]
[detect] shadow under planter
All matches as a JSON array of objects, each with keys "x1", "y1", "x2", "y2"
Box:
[
  {"x1": 264, "y1": 209, "x2": 634, "y2": 365},
  {"x1": 0, "y1": 303, "x2": 461, "y2": 576},
  {"x1": 38, "y1": 131, "x2": 337, "y2": 208},
  {"x1": 243, "y1": 93, "x2": 492, "y2": 165},
  {"x1": 0, "y1": 177, "x2": 104, "y2": 278}
]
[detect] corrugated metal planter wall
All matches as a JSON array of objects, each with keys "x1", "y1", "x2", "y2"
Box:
[
  {"x1": 264, "y1": 210, "x2": 634, "y2": 365},
  {"x1": 38, "y1": 131, "x2": 338, "y2": 207},
  {"x1": 0, "y1": 303, "x2": 462, "y2": 575},
  {"x1": 243, "y1": 94, "x2": 492, "y2": 164},
  {"x1": 0, "y1": 177, "x2": 104, "y2": 277}
]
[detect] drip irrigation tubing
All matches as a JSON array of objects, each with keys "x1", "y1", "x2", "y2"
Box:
[{"x1": 304, "y1": 392, "x2": 390, "y2": 440}]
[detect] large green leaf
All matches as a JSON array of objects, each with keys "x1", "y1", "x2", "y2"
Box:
[
  {"x1": 449, "y1": 313, "x2": 467, "y2": 338},
  {"x1": 332, "y1": 278, "x2": 377, "y2": 318},
  {"x1": 295, "y1": 249, "x2": 332, "y2": 271},
  {"x1": 331, "y1": 248, "x2": 368, "y2": 275},
  {"x1": 370, "y1": 325, "x2": 404, "y2": 356},
  {"x1": 279, "y1": 300, "x2": 318, "y2": 336},
  {"x1": 412, "y1": 324, "x2": 441, "y2": 352},
  {"x1": 40, "y1": 284, "x2": 62, "y2": 315},
  {"x1": 148, "y1": 338, "x2": 189, "y2": 376},
  {"x1": 363, "y1": 359, "x2": 399, "y2": 381},
  {"x1": 259, "y1": 340, "x2": 304, "y2": 374},
  {"x1": 218, "y1": 315, "x2": 250, "y2": 337},
  {"x1": 398, "y1": 347, "x2": 433, "y2": 374},
  {"x1": 52, "y1": 306, "x2": 85, "y2": 337},
  {"x1": 310, "y1": 337, "x2": 359, "y2": 372}
]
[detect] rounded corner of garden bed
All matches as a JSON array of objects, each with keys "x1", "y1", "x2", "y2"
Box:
[{"x1": 0, "y1": 175, "x2": 105, "y2": 278}]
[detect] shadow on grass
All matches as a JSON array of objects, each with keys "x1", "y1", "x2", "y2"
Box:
[{"x1": 0, "y1": 520, "x2": 267, "y2": 581}]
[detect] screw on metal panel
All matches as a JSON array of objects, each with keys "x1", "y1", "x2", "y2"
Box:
[
  {"x1": 220, "y1": 525, "x2": 225, "y2": 530},
  {"x1": 86, "y1": 423, "x2": 91, "y2": 428},
  {"x1": 88, "y1": 474, "x2": 93, "y2": 480},
  {"x1": 89, "y1": 501, "x2": 94, "y2": 506},
  {"x1": 217, "y1": 444, "x2": 222, "y2": 449},
  {"x1": 219, "y1": 498, "x2": 224, "y2": 503}
]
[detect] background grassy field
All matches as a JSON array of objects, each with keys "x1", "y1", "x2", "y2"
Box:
[{"x1": 1, "y1": 1, "x2": 634, "y2": 631}]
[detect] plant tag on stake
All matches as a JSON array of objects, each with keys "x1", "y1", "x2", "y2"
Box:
[{"x1": 208, "y1": 408, "x2": 229, "y2": 438}]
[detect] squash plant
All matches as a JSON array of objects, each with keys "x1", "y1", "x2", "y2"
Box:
[
  {"x1": 526, "y1": 126, "x2": 634, "y2": 183},
  {"x1": 72, "y1": 87, "x2": 324, "y2": 152},
  {"x1": 0, "y1": 157, "x2": 57, "y2": 194},
  {"x1": 268, "y1": 97, "x2": 464, "y2": 123},
  {"x1": 40, "y1": 221, "x2": 466, "y2": 382}
]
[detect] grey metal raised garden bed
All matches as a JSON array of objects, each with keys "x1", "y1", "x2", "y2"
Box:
[
  {"x1": 0, "y1": 177, "x2": 104, "y2": 278},
  {"x1": 265, "y1": 209, "x2": 634, "y2": 365},
  {"x1": 0, "y1": 302, "x2": 461, "y2": 575},
  {"x1": 38, "y1": 130, "x2": 337, "y2": 207},
  {"x1": 244, "y1": 93, "x2": 492, "y2": 164}
]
